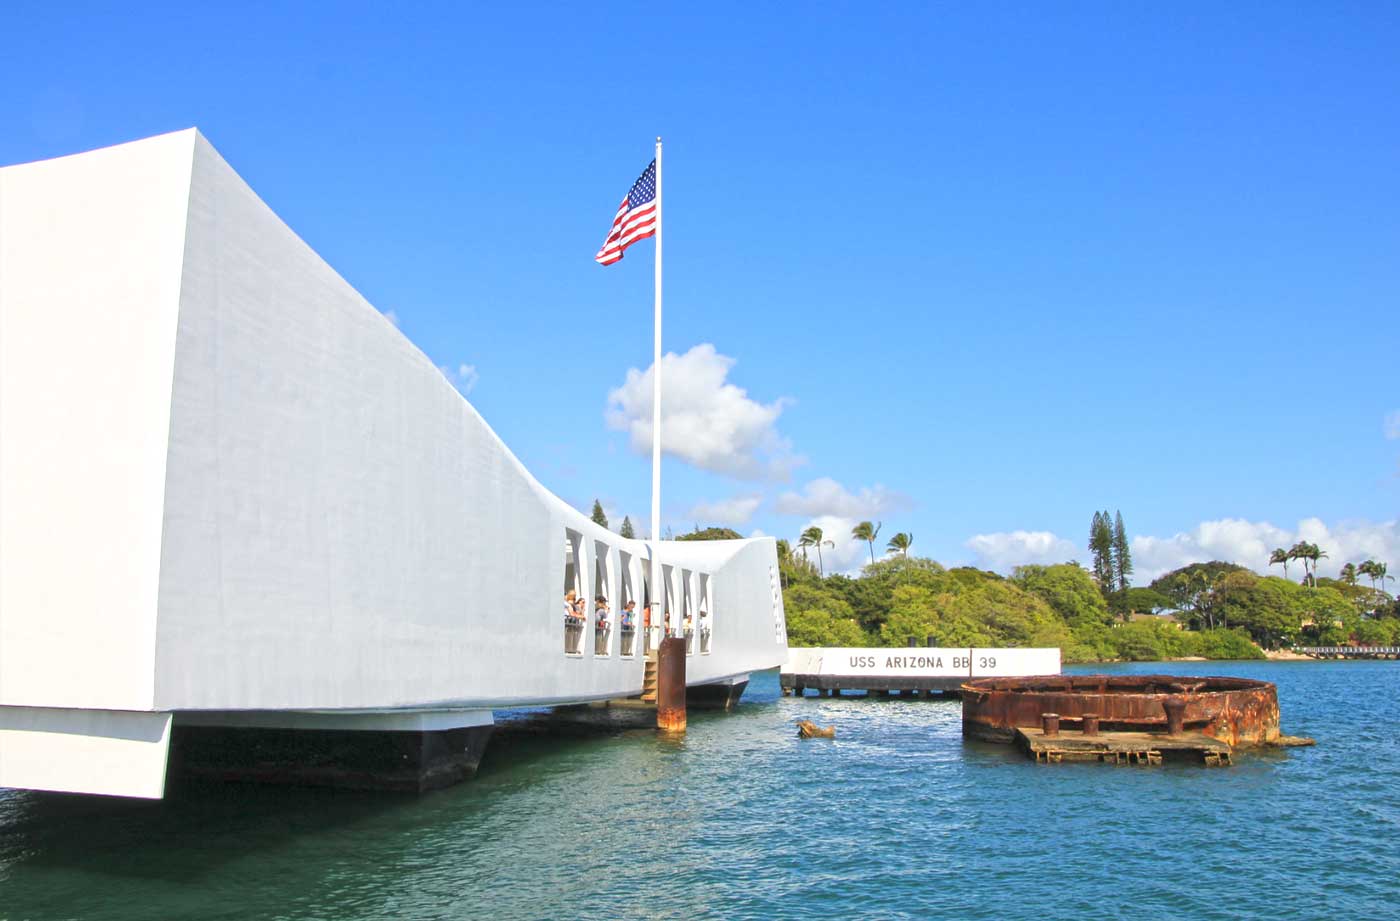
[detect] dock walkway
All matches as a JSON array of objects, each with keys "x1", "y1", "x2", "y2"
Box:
[
  {"x1": 1294, "y1": 646, "x2": 1400, "y2": 659},
  {"x1": 1016, "y1": 727, "x2": 1233, "y2": 766}
]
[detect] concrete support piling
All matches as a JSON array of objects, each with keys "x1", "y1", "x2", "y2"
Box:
[{"x1": 656, "y1": 637, "x2": 687, "y2": 734}]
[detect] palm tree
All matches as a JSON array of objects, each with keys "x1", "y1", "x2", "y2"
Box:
[
  {"x1": 798, "y1": 526, "x2": 834, "y2": 576},
  {"x1": 1359, "y1": 560, "x2": 1393, "y2": 595},
  {"x1": 886, "y1": 532, "x2": 913, "y2": 558},
  {"x1": 1269, "y1": 547, "x2": 1290, "y2": 579},
  {"x1": 851, "y1": 521, "x2": 882, "y2": 568},
  {"x1": 1288, "y1": 541, "x2": 1312, "y2": 586},
  {"x1": 1307, "y1": 544, "x2": 1328, "y2": 587},
  {"x1": 775, "y1": 538, "x2": 793, "y2": 587},
  {"x1": 1339, "y1": 562, "x2": 1358, "y2": 586}
]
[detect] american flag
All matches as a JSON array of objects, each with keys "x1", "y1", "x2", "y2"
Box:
[{"x1": 594, "y1": 160, "x2": 658, "y2": 265}]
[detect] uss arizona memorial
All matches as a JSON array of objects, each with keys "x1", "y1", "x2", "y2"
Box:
[{"x1": 0, "y1": 130, "x2": 788, "y2": 798}]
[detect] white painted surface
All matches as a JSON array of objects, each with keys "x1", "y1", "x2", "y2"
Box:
[
  {"x1": 0, "y1": 707, "x2": 172, "y2": 799},
  {"x1": 969, "y1": 647, "x2": 1061, "y2": 677},
  {"x1": 0, "y1": 130, "x2": 195, "y2": 711},
  {"x1": 781, "y1": 648, "x2": 824, "y2": 676},
  {"x1": 815, "y1": 648, "x2": 972, "y2": 677},
  {"x1": 0, "y1": 127, "x2": 788, "y2": 802},
  {"x1": 783, "y1": 647, "x2": 1062, "y2": 679}
]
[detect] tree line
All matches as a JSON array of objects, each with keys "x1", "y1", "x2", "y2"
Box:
[
  {"x1": 768, "y1": 511, "x2": 1396, "y2": 661},
  {"x1": 795, "y1": 521, "x2": 912, "y2": 576},
  {"x1": 590, "y1": 500, "x2": 1397, "y2": 660}
]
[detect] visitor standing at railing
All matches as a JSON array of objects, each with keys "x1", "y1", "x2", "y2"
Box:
[{"x1": 564, "y1": 590, "x2": 587, "y2": 653}]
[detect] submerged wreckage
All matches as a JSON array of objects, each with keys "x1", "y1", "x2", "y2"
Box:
[{"x1": 960, "y1": 675, "x2": 1314, "y2": 766}]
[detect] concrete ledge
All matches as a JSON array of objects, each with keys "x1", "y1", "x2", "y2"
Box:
[
  {"x1": 781, "y1": 674, "x2": 967, "y2": 693},
  {"x1": 0, "y1": 706, "x2": 172, "y2": 799},
  {"x1": 172, "y1": 708, "x2": 494, "y2": 732}
]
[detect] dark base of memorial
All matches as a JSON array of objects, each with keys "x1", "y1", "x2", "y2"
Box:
[
  {"x1": 686, "y1": 679, "x2": 749, "y2": 710},
  {"x1": 167, "y1": 724, "x2": 495, "y2": 792}
]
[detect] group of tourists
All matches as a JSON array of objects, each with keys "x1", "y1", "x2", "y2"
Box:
[
  {"x1": 564, "y1": 589, "x2": 709, "y2": 651},
  {"x1": 564, "y1": 590, "x2": 642, "y2": 633}
]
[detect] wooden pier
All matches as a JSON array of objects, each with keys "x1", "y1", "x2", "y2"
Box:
[
  {"x1": 1294, "y1": 646, "x2": 1400, "y2": 660},
  {"x1": 1015, "y1": 727, "x2": 1233, "y2": 766}
]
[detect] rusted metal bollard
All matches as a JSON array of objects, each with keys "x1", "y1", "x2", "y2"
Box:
[
  {"x1": 656, "y1": 636, "x2": 687, "y2": 734},
  {"x1": 1161, "y1": 698, "x2": 1186, "y2": 736},
  {"x1": 1081, "y1": 713, "x2": 1100, "y2": 736},
  {"x1": 1041, "y1": 712, "x2": 1060, "y2": 737}
]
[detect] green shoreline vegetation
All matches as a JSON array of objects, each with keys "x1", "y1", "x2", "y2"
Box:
[{"x1": 655, "y1": 510, "x2": 1399, "y2": 663}]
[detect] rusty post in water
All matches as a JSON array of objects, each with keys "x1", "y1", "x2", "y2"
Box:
[
  {"x1": 1082, "y1": 713, "x2": 1100, "y2": 737},
  {"x1": 1041, "y1": 713, "x2": 1060, "y2": 737},
  {"x1": 656, "y1": 636, "x2": 687, "y2": 734},
  {"x1": 1161, "y1": 698, "x2": 1186, "y2": 736}
]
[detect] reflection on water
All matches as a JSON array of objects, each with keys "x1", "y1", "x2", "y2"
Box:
[{"x1": 1, "y1": 661, "x2": 1396, "y2": 920}]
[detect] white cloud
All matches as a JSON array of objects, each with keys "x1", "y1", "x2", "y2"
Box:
[
  {"x1": 1131, "y1": 519, "x2": 1292, "y2": 584},
  {"x1": 1385, "y1": 410, "x2": 1400, "y2": 440},
  {"x1": 382, "y1": 309, "x2": 400, "y2": 328},
  {"x1": 605, "y1": 343, "x2": 800, "y2": 480},
  {"x1": 439, "y1": 363, "x2": 479, "y2": 395},
  {"x1": 689, "y1": 494, "x2": 763, "y2": 526},
  {"x1": 774, "y1": 477, "x2": 912, "y2": 520},
  {"x1": 966, "y1": 531, "x2": 1081, "y2": 572},
  {"x1": 968, "y1": 517, "x2": 1400, "y2": 585},
  {"x1": 793, "y1": 515, "x2": 880, "y2": 575}
]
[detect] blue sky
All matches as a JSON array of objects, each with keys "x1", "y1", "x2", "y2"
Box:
[{"x1": 5, "y1": 2, "x2": 1397, "y2": 582}]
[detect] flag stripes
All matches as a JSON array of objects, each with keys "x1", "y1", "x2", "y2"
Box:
[{"x1": 595, "y1": 160, "x2": 658, "y2": 265}]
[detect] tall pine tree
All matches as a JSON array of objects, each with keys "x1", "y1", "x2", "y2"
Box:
[
  {"x1": 1089, "y1": 510, "x2": 1114, "y2": 589},
  {"x1": 590, "y1": 499, "x2": 609, "y2": 530},
  {"x1": 1111, "y1": 510, "x2": 1133, "y2": 591},
  {"x1": 619, "y1": 516, "x2": 635, "y2": 539}
]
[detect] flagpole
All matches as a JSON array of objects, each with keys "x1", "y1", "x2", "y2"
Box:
[
  {"x1": 651, "y1": 137, "x2": 664, "y2": 625},
  {"x1": 650, "y1": 139, "x2": 663, "y2": 547}
]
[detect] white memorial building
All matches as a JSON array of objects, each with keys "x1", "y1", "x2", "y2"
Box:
[{"x1": 0, "y1": 130, "x2": 788, "y2": 798}]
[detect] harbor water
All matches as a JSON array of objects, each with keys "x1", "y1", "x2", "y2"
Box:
[{"x1": 1, "y1": 660, "x2": 1397, "y2": 920}]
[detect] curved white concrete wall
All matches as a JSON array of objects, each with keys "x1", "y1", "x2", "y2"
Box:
[
  {"x1": 0, "y1": 130, "x2": 787, "y2": 723},
  {"x1": 0, "y1": 131, "x2": 194, "y2": 712}
]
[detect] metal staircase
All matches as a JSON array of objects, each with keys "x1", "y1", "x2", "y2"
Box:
[{"x1": 641, "y1": 651, "x2": 659, "y2": 703}]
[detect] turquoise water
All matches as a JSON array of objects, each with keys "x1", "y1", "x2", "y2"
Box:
[{"x1": 1, "y1": 660, "x2": 1397, "y2": 920}]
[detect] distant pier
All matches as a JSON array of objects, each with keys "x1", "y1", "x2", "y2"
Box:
[
  {"x1": 781, "y1": 646, "x2": 1060, "y2": 698},
  {"x1": 1294, "y1": 646, "x2": 1400, "y2": 660}
]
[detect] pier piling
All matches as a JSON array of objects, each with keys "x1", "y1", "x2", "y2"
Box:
[{"x1": 656, "y1": 637, "x2": 687, "y2": 734}]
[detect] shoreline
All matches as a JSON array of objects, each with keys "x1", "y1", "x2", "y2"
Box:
[{"x1": 1264, "y1": 649, "x2": 1313, "y2": 661}]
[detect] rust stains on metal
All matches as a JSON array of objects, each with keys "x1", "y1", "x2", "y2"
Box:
[
  {"x1": 960, "y1": 674, "x2": 1286, "y2": 748},
  {"x1": 656, "y1": 637, "x2": 687, "y2": 734},
  {"x1": 1161, "y1": 697, "x2": 1187, "y2": 736}
]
